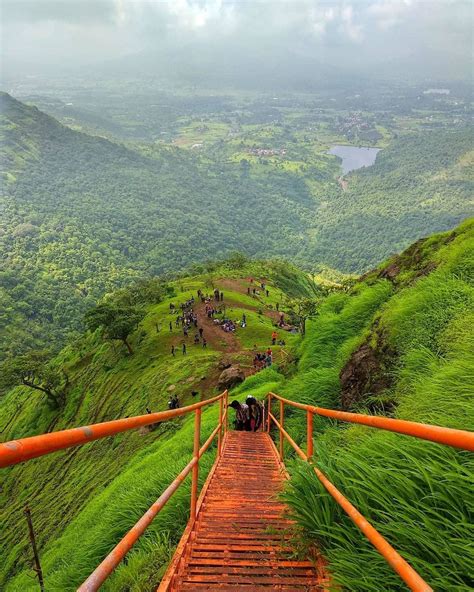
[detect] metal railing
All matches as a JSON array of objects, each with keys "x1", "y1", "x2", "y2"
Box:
[
  {"x1": 0, "y1": 390, "x2": 229, "y2": 591},
  {"x1": 266, "y1": 391, "x2": 474, "y2": 592}
]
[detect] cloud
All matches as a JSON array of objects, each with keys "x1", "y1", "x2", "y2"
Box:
[{"x1": 1, "y1": 0, "x2": 472, "y2": 82}]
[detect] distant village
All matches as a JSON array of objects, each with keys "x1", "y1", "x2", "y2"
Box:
[
  {"x1": 335, "y1": 112, "x2": 382, "y2": 143},
  {"x1": 247, "y1": 147, "x2": 287, "y2": 157}
]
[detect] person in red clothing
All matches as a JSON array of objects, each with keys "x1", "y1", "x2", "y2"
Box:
[{"x1": 271, "y1": 331, "x2": 278, "y2": 345}]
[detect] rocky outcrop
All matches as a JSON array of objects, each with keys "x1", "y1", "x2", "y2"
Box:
[
  {"x1": 217, "y1": 366, "x2": 245, "y2": 390},
  {"x1": 339, "y1": 330, "x2": 396, "y2": 411}
]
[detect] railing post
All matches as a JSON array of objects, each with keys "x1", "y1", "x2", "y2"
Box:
[
  {"x1": 225, "y1": 390, "x2": 229, "y2": 432},
  {"x1": 266, "y1": 393, "x2": 271, "y2": 432},
  {"x1": 218, "y1": 395, "x2": 223, "y2": 457},
  {"x1": 190, "y1": 407, "x2": 202, "y2": 521},
  {"x1": 279, "y1": 399, "x2": 284, "y2": 461},
  {"x1": 307, "y1": 410, "x2": 313, "y2": 460}
]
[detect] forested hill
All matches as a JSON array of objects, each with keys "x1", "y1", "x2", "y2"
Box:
[
  {"x1": 1, "y1": 92, "x2": 472, "y2": 361},
  {"x1": 0, "y1": 92, "x2": 316, "y2": 359}
]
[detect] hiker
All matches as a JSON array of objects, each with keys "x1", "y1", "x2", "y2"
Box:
[
  {"x1": 229, "y1": 400, "x2": 251, "y2": 431},
  {"x1": 171, "y1": 345, "x2": 176, "y2": 356},
  {"x1": 194, "y1": 334, "x2": 200, "y2": 345},
  {"x1": 266, "y1": 289, "x2": 269, "y2": 297},
  {"x1": 220, "y1": 291, "x2": 224, "y2": 301},
  {"x1": 202, "y1": 338, "x2": 207, "y2": 348},
  {"x1": 168, "y1": 394, "x2": 180, "y2": 410},
  {"x1": 246, "y1": 396, "x2": 264, "y2": 432},
  {"x1": 271, "y1": 330, "x2": 278, "y2": 345},
  {"x1": 182, "y1": 343, "x2": 187, "y2": 355},
  {"x1": 242, "y1": 313, "x2": 247, "y2": 324},
  {"x1": 169, "y1": 321, "x2": 173, "y2": 332},
  {"x1": 247, "y1": 287, "x2": 250, "y2": 295},
  {"x1": 276, "y1": 302, "x2": 279, "y2": 312},
  {"x1": 199, "y1": 327, "x2": 204, "y2": 338}
]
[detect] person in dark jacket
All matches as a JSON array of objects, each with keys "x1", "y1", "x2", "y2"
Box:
[{"x1": 246, "y1": 396, "x2": 264, "y2": 432}]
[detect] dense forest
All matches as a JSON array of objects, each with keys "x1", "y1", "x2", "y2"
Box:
[{"x1": 1, "y1": 92, "x2": 472, "y2": 362}]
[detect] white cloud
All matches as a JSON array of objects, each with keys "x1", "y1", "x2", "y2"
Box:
[{"x1": 368, "y1": 0, "x2": 413, "y2": 30}]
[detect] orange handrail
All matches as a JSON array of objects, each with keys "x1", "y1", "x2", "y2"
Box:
[
  {"x1": 269, "y1": 392, "x2": 474, "y2": 451},
  {"x1": 0, "y1": 392, "x2": 227, "y2": 468},
  {"x1": 78, "y1": 404, "x2": 228, "y2": 592},
  {"x1": 1, "y1": 391, "x2": 228, "y2": 591},
  {"x1": 267, "y1": 391, "x2": 474, "y2": 592}
]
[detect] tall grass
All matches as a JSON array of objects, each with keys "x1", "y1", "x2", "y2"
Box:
[
  {"x1": 6, "y1": 406, "x2": 220, "y2": 591},
  {"x1": 282, "y1": 222, "x2": 474, "y2": 591}
]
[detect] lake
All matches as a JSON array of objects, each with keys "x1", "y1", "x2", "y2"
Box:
[{"x1": 329, "y1": 145, "x2": 381, "y2": 175}]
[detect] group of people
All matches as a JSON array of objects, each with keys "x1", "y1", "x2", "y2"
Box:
[
  {"x1": 217, "y1": 318, "x2": 237, "y2": 332},
  {"x1": 198, "y1": 288, "x2": 224, "y2": 303},
  {"x1": 253, "y1": 348, "x2": 273, "y2": 370},
  {"x1": 229, "y1": 397, "x2": 264, "y2": 432},
  {"x1": 247, "y1": 278, "x2": 270, "y2": 299},
  {"x1": 170, "y1": 295, "x2": 207, "y2": 355}
]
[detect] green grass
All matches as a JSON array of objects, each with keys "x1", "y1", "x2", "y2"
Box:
[
  {"x1": 279, "y1": 220, "x2": 474, "y2": 591},
  {"x1": 2, "y1": 222, "x2": 473, "y2": 591},
  {"x1": 0, "y1": 262, "x2": 314, "y2": 589}
]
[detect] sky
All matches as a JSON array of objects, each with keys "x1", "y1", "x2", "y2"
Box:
[{"x1": 1, "y1": 0, "x2": 473, "y2": 85}]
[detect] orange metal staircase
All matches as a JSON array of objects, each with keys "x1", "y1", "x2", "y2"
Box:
[
  {"x1": 159, "y1": 431, "x2": 325, "y2": 591},
  {"x1": 1, "y1": 389, "x2": 473, "y2": 591}
]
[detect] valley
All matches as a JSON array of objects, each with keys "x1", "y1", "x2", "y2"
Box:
[{"x1": 1, "y1": 83, "x2": 472, "y2": 364}]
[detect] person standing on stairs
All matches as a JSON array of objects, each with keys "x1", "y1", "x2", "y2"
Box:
[
  {"x1": 229, "y1": 400, "x2": 251, "y2": 431},
  {"x1": 246, "y1": 396, "x2": 264, "y2": 432}
]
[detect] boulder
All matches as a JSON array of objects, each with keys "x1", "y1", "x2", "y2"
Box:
[{"x1": 217, "y1": 366, "x2": 245, "y2": 390}]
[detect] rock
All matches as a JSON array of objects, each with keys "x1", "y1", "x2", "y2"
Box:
[
  {"x1": 217, "y1": 357, "x2": 233, "y2": 371},
  {"x1": 339, "y1": 339, "x2": 393, "y2": 410},
  {"x1": 378, "y1": 262, "x2": 400, "y2": 282},
  {"x1": 187, "y1": 376, "x2": 196, "y2": 383},
  {"x1": 167, "y1": 384, "x2": 176, "y2": 392},
  {"x1": 217, "y1": 366, "x2": 245, "y2": 390}
]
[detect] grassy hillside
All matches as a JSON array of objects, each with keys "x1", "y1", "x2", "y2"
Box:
[
  {"x1": 234, "y1": 219, "x2": 474, "y2": 591},
  {"x1": 0, "y1": 259, "x2": 314, "y2": 591},
  {"x1": 2, "y1": 221, "x2": 473, "y2": 591}
]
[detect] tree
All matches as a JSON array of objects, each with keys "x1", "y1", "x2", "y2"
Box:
[
  {"x1": 285, "y1": 297, "x2": 320, "y2": 336},
  {"x1": 0, "y1": 351, "x2": 66, "y2": 408},
  {"x1": 225, "y1": 251, "x2": 249, "y2": 270},
  {"x1": 85, "y1": 303, "x2": 144, "y2": 354}
]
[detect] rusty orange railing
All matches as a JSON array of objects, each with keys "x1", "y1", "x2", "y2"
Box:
[
  {"x1": 267, "y1": 391, "x2": 474, "y2": 592},
  {"x1": 0, "y1": 390, "x2": 229, "y2": 592}
]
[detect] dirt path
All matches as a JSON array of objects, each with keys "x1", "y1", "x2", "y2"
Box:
[
  {"x1": 194, "y1": 299, "x2": 241, "y2": 353},
  {"x1": 217, "y1": 278, "x2": 281, "y2": 324}
]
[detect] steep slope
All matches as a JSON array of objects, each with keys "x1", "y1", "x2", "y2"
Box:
[
  {"x1": 235, "y1": 219, "x2": 474, "y2": 591},
  {"x1": 0, "y1": 259, "x2": 313, "y2": 590},
  {"x1": 1, "y1": 222, "x2": 473, "y2": 591}
]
